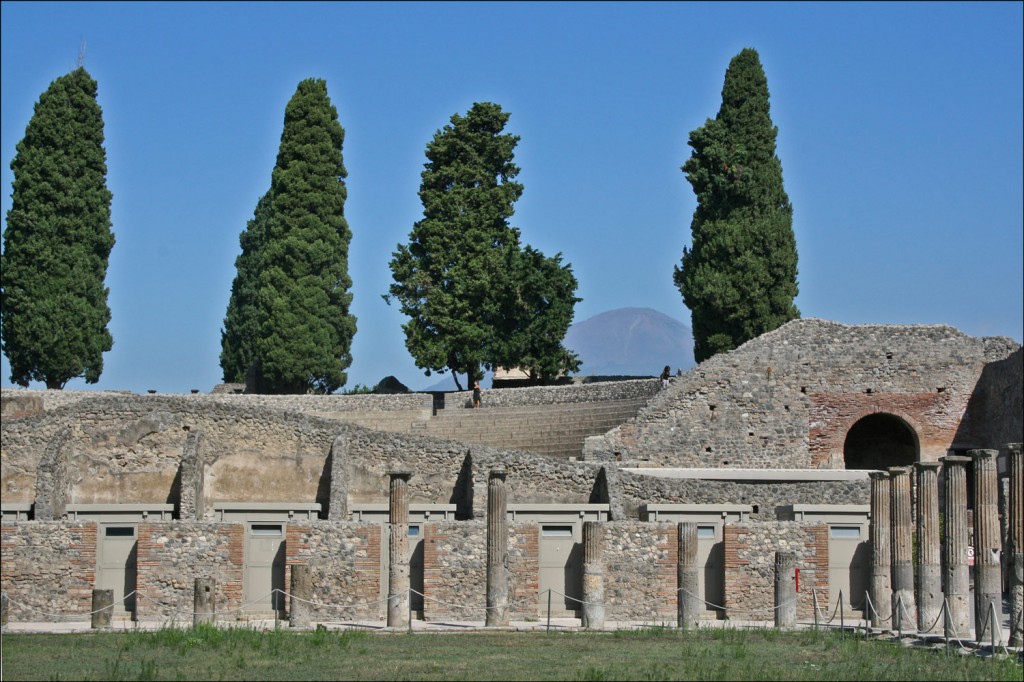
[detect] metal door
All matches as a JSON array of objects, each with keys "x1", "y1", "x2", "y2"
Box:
[
  {"x1": 539, "y1": 525, "x2": 582, "y2": 614},
  {"x1": 97, "y1": 525, "x2": 137, "y2": 616},
  {"x1": 827, "y1": 524, "x2": 869, "y2": 617},
  {"x1": 244, "y1": 523, "x2": 285, "y2": 611}
]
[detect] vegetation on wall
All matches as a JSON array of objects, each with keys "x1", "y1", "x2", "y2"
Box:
[
  {"x1": 674, "y1": 48, "x2": 800, "y2": 363},
  {"x1": 220, "y1": 79, "x2": 356, "y2": 394},
  {"x1": 0, "y1": 67, "x2": 115, "y2": 389},
  {"x1": 387, "y1": 102, "x2": 580, "y2": 390}
]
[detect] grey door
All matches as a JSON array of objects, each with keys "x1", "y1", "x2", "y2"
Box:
[
  {"x1": 244, "y1": 523, "x2": 285, "y2": 611},
  {"x1": 97, "y1": 525, "x2": 137, "y2": 616}
]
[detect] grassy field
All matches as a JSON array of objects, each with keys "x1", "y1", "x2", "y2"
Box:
[{"x1": 0, "y1": 625, "x2": 1019, "y2": 681}]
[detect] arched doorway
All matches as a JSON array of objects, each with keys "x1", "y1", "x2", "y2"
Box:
[{"x1": 843, "y1": 413, "x2": 918, "y2": 470}]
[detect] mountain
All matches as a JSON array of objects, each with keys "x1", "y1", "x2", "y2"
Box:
[{"x1": 564, "y1": 307, "x2": 695, "y2": 377}]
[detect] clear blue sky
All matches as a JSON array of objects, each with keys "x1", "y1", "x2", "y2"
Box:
[{"x1": 2, "y1": 1, "x2": 1022, "y2": 394}]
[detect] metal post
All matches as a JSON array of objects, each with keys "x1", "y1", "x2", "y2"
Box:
[
  {"x1": 840, "y1": 591, "x2": 845, "y2": 637},
  {"x1": 546, "y1": 589, "x2": 552, "y2": 633},
  {"x1": 813, "y1": 590, "x2": 819, "y2": 630}
]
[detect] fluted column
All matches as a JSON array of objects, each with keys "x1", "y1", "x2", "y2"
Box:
[
  {"x1": 868, "y1": 471, "x2": 892, "y2": 628},
  {"x1": 774, "y1": 551, "x2": 797, "y2": 628},
  {"x1": 387, "y1": 471, "x2": 412, "y2": 628},
  {"x1": 941, "y1": 455, "x2": 972, "y2": 636},
  {"x1": 889, "y1": 466, "x2": 916, "y2": 629},
  {"x1": 1007, "y1": 443, "x2": 1023, "y2": 647},
  {"x1": 581, "y1": 521, "x2": 605, "y2": 629},
  {"x1": 486, "y1": 469, "x2": 509, "y2": 626},
  {"x1": 970, "y1": 449, "x2": 1002, "y2": 641},
  {"x1": 677, "y1": 522, "x2": 700, "y2": 630},
  {"x1": 914, "y1": 462, "x2": 942, "y2": 634}
]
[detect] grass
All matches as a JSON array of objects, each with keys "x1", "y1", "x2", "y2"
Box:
[{"x1": 0, "y1": 624, "x2": 1019, "y2": 681}]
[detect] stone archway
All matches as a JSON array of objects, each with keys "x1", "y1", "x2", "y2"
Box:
[{"x1": 843, "y1": 413, "x2": 919, "y2": 470}]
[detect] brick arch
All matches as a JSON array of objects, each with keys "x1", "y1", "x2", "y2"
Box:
[{"x1": 842, "y1": 410, "x2": 921, "y2": 470}]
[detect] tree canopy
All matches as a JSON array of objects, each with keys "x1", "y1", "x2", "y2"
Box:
[
  {"x1": 220, "y1": 78, "x2": 356, "y2": 394},
  {"x1": 674, "y1": 48, "x2": 800, "y2": 363},
  {"x1": 1, "y1": 67, "x2": 115, "y2": 389},
  {"x1": 387, "y1": 102, "x2": 580, "y2": 390}
]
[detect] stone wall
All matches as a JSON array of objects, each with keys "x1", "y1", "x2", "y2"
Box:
[
  {"x1": 422, "y1": 521, "x2": 539, "y2": 620},
  {"x1": 447, "y1": 379, "x2": 661, "y2": 409},
  {"x1": 0, "y1": 521, "x2": 97, "y2": 620},
  {"x1": 285, "y1": 522, "x2": 382, "y2": 621},
  {"x1": 135, "y1": 522, "x2": 244, "y2": 620},
  {"x1": 602, "y1": 521, "x2": 678, "y2": 621},
  {"x1": 584, "y1": 319, "x2": 1020, "y2": 469},
  {"x1": 723, "y1": 521, "x2": 828, "y2": 621},
  {"x1": 964, "y1": 346, "x2": 1023, "y2": 450},
  {"x1": 615, "y1": 471, "x2": 870, "y2": 520}
]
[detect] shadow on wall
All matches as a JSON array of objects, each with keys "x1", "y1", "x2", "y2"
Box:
[{"x1": 954, "y1": 346, "x2": 1024, "y2": 450}]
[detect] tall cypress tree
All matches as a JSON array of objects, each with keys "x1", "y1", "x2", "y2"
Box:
[
  {"x1": 387, "y1": 102, "x2": 580, "y2": 390},
  {"x1": 674, "y1": 48, "x2": 799, "y2": 363},
  {"x1": 220, "y1": 79, "x2": 356, "y2": 394},
  {"x1": 1, "y1": 67, "x2": 115, "y2": 389}
]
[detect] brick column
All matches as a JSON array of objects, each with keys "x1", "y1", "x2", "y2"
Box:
[
  {"x1": 677, "y1": 522, "x2": 700, "y2": 630},
  {"x1": 970, "y1": 449, "x2": 1002, "y2": 641},
  {"x1": 581, "y1": 521, "x2": 604, "y2": 629},
  {"x1": 868, "y1": 471, "x2": 892, "y2": 628},
  {"x1": 387, "y1": 471, "x2": 412, "y2": 628},
  {"x1": 941, "y1": 455, "x2": 972, "y2": 636},
  {"x1": 486, "y1": 469, "x2": 509, "y2": 627},
  {"x1": 1007, "y1": 443, "x2": 1023, "y2": 647},
  {"x1": 888, "y1": 466, "x2": 916, "y2": 629},
  {"x1": 914, "y1": 462, "x2": 942, "y2": 634}
]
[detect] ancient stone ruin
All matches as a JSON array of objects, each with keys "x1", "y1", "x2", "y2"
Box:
[{"x1": 1, "y1": 318, "x2": 1021, "y2": 638}]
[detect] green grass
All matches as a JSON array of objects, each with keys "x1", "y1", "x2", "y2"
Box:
[{"x1": 0, "y1": 625, "x2": 1019, "y2": 681}]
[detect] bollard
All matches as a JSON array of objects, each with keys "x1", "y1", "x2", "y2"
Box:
[
  {"x1": 194, "y1": 577, "x2": 216, "y2": 626},
  {"x1": 91, "y1": 589, "x2": 114, "y2": 629},
  {"x1": 774, "y1": 551, "x2": 797, "y2": 628},
  {"x1": 289, "y1": 565, "x2": 311, "y2": 628}
]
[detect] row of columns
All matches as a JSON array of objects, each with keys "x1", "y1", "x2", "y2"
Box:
[{"x1": 868, "y1": 445, "x2": 1022, "y2": 643}]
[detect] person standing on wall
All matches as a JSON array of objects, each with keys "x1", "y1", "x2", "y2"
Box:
[
  {"x1": 660, "y1": 366, "x2": 671, "y2": 388},
  {"x1": 473, "y1": 380, "x2": 482, "y2": 408}
]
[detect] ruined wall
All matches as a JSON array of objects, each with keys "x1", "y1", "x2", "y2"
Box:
[
  {"x1": 135, "y1": 522, "x2": 244, "y2": 620},
  {"x1": 962, "y1": 346, "x2": 1023, "y2": 450},
  {"x1": 455, "y1": 379, "x2": 661, "y2": 409},
  {"x1": 614, "y1": 470, "x2": 870, "y2": 520},
  {"x1": 601, "y1": 521, "x2": 678, "y2": 621},
  {"x1": 723, "y1": 521, "x2": 828, "y2": 621},
  {"x1": 0, "y1": 521, "x2": 97, "y2": 619},
  {"x1": 285, "y1": 522, "x2": 382, "y2": 620},
  {"x1": 421, "y1": 521, "x2": 539, "y2": 620},
  {"x1": 584, "y1": 319, "x2": 1019, "y2": 469}
]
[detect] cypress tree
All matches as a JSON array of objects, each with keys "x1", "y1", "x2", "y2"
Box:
[
  {"x1": 220, "y1": 79, "x2": 356, "y2": 394},
  {"x1": 387, "y1": 102, "x2": 580, "y2": 389},
  {"x1": 1, "y1": 67, "x2": 115, "y2": 389},
  {"x1": 674, "y1": 48, "x2": 799, "y2": 363}
]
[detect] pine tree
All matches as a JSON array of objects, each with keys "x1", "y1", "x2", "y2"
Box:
[
  {"x1": 1, "y1": 67, "x2": 115, "y2": 389},
  {"x1": 220, "y1": 79, "x2": 356, "y2": 394},
  {"x1": 387, "y1": 102, "x2": 579, "y2": 389},
  {"x1": 674, "y1": 48, "x2": 799, "y2": 363}
]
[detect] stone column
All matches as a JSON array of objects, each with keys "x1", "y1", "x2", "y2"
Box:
[
  {"x1": 774, "y1": 551, "x2": 797, "y2": 628},
  {"x1": 1007, "y1": 443, "x2": 1023, "y2": 647},
  {"x1": 868, "y1": 471, "x2": 892, "y2": 628},
  {"x1": 941, "y1": 455, "x2": 972, "y2": 637},
  {"x1": 677, "y1": 522, "x2": 700, "y2": 630},
  {"x1": 289, "y1": 565, "x2": 312, "y2": 628},
  {"x1": 581, "y1": 521, "x2": 605, "y2": 629},
  {"x1": 387, "y1": 471, "x2": 412, "y2": 628},
  {"x1": 486, "y1": 469, "x2": 509, "y2": 626},
  {"x1": 914, "y1": 462, "x2": 943, "y2": 634},
  {"x1": 970, "y1": 449, "x2": 1002, "y2": 641},
  {"x1": 91, "y1": 589, "x2": 113, "y2": 629},
  {"x1": 888, "y1": 466, "x2": 917, "y2": 629},
  {"x1": 1, "y1": 592, "x2": 9, "y2": 626},
  {"x1": 193, "y1": 577, "x2": 216, "y2": 626}
]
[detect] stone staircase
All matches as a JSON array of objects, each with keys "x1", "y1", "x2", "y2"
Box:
[{"x1": 408, "y1": 398, "x2": 650, "y2": 459}]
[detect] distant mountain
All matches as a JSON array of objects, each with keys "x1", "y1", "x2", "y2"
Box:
[
  {"x1": 416, "y1": 307, "x2": 694, "y2": 390},
  {"x1": 564, "y1": 307, "x2": 695, "y2": 377}
]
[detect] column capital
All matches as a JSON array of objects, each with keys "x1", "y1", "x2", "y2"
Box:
[
  {"x1": 940, "y1": 455, "x2": 972, "y2": 466},
  {"x1": 868, "y1": 470, "x2": 891, "y2": 481},
  {"x1": 387, "y1": 470, "x2": 413, "y2": 481},
  {"x1": 913, "y1": 461, "x2": 942, "y2": 472},
  {"x1": 489, "y1": 469, "x2": 507, "y2": 481},
  {"x1": 968, "y1": 448, "x2": 999, "y2": 461}
]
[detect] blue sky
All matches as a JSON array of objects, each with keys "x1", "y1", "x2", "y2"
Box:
[{"x1": 2, "y1": 1, "x2": 1022, "y2": 394}]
